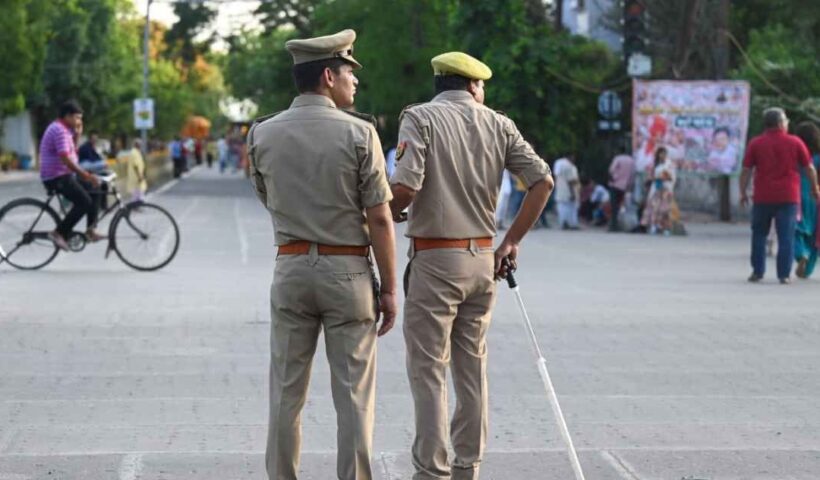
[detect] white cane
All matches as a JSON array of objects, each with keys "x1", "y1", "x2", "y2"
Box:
[{"x1": 502, "y1": 259, "x2": 586, "y2": 480}]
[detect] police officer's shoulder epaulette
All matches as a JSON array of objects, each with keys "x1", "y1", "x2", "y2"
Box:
[
  {"x1": 340, "y1": 109, "x2": 377, "y2": 128},
  {"x1": 252, "y1": 111, "x2": 282, "y2": 126},
  {"x1": 398, "y1": 103, "x2": 426, "y2": 123},
  {"x1": 494, "y1": 109, "x2": 508, "y2": 117}
]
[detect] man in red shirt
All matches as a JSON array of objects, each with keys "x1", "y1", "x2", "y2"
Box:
[{"x1": 740, "y1": 107, "x2": 820, "y2": 284}]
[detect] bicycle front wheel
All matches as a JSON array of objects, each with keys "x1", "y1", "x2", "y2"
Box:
[
  {"x1": 111, "y1": 202, "x2": 180, "y2": 271},
  {"x1": 0, "y1": 198, "x2": 60, "y2": 270}
]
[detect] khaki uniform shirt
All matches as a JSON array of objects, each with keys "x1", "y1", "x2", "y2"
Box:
[
  {"x1": 391, "y1": 90, "x2": 550, "y2": 238},
  {"x1": 248, "y1": 94, "x2": 392, "y2": 246}
]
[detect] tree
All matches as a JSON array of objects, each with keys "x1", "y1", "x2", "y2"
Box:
[
  {"x1": 732, "y1": 24, "x2": 820, "y2": 130},
  {"x1": 0, "y1": 0, "x2": 49, "y2": 117},
  {"x1": 256, "y1": 0, "x2": 322, "y2": 37},
  {"x1": 163, "y1": 2, "x2": 216, "y2": 66},
  {"x1": 223, "y1": 29, "x2": 296, "y2": 116},
  {"x1": 454, "y1": 0, "x2": 619, "y2": 171},
  {"x1": 311, "y1": 0, "x2": 458, "y2": 142}
]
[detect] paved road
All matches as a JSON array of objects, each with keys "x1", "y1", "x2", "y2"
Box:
[{"x1": 1, "y1": 168, "x2": 818, "y2": 479}]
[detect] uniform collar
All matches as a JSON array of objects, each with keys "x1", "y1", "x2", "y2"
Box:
[
  {"x1": 290, "y1": 94, "x2": 337, "y2": 109},
  {"x1": 432, "y1": 90, "x2": 476, "y2": 104}
]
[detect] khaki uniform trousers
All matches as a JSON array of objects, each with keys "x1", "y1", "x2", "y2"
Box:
[
  {"x1": 267, "y1": 247, "x2": 377, "y2": 480},
  {"x1": 404, "y1": 243, "x2": 496, "y2": 480}
]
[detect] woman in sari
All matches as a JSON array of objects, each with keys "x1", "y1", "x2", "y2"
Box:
[
  {"x1": 641, "y1": 147, "x2": 676, "y2": 235},
  {"x1": 795, "y1": 122, "x2": 820, "y2": 278}
]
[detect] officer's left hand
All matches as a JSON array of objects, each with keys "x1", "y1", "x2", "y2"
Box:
[{"x1": 377, "y1": 291, "x2": 397, "y2": 336}]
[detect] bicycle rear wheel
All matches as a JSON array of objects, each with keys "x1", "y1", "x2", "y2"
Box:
[
  {"x1": 0, "y1": 198, "x2": 60, "y2": 270},
  {"x1": 111, "y1": 202, "x2": 180, "y2": 271}
]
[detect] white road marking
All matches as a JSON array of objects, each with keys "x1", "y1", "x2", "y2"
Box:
[
  {"x1": 600, "y1": 450, "x2": 643, "y2": 480},
  {"x1": 146, "y1": 165, "x2": 202, "y2": 199},
  {"x1": 234, "y1": 198, "x2": 248, "y2": 265},
  {"x1": 117, "y1": 453, "x2": 143, "y2": 480},
  {"x1": 0, "y1": 427, "x2": 17, "y2": 454},
  {"x1": 3, "y1": 446, "x2": 819, "y2": 458},
  {"x1": 147, "y1": 177, "x2": 179, "y2": 198}
]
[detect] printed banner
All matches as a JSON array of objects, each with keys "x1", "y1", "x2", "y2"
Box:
[{"x1": 632, "y1": 80, "x2": 751, "y2": 175}]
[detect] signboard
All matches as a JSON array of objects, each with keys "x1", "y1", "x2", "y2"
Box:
[
  {"x1": 598, "y1": 120, "x2": 622, "y2": 131},
  {"x1": 627, "y1": 53, "x2": 652, "y2": 77},
  {"x1": 631, "y1": 80, "x2": 751, "y2": 175},
  {"x1": 133, "y1": 98, "x2": 155, "y2": 130},
  {"x1": 597, "y1": 90, "x2": 622, "y2": 119}
]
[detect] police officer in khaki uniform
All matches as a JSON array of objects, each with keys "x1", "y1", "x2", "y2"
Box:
[
  {"x1": 390, "y1": 52, "x2": 554, "y2": 480},
  {"x1": 247, "y1": 29, "x2": 398, "y2": 480}
]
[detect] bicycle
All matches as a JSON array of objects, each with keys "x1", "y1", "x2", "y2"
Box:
[{"x1": 0, "y1": 172, "x2": 180, "y2": 271}]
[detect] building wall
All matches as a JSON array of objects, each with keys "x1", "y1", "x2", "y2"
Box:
[{"x1": 561, "y1": 0, "x2": 621, "y2": 52}]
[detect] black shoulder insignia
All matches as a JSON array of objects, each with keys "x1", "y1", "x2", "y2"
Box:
[
  {"x1": 341, "y1": 109, "x2": 377, "y2": 127},
  {"x1": 399, "y1": 103, "x2": 425, "y2": 123},
  {"x1": 252, "y1": 111, "x2": 281, "y2": 125}
]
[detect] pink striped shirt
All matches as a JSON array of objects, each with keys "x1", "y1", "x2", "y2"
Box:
[{"x1": 39, "y1": 120, "x2": 77, "y2": 180}]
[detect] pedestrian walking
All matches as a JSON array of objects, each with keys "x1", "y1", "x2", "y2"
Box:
[
  {"x1": 608, "y1": 146, "x2": 635, "y2": 232},
  {"x1": 794, "y1": 122, "x2": 820, "y2": 278},
  {"x1": 38, "y1": 100, "x2": 104, "y2": 250},
  {"x1": 119, "y1": 138, "x2": 147, "y2": 202},
  {"x1": 246, "y1": 29, "x2": 397, "y2": 480},
  {"x1": 740, "y1": 107, "x2": 819, "y2": 284},
  {"x1": 169, "y1": 136, "x2": 184, "y2": 178},
  {"x1": 554, "y1": 154, "x2": 580, "y2": 230},
  {"x1": 217, "y1": 134, "x2": 228, "y2": 173},
  {"x1": 389, "y1": 51, "x2": 553, "y2": 480}
]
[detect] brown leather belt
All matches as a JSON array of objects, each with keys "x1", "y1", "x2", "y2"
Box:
[
  {"x1": 413, "y1": 237, "x2": 493, "y2": 251},
  {"x1": 277, "y1": 241, "x2": 369, "y2": 257}
]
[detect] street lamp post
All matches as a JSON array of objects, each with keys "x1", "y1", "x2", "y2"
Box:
[{"x1": 141, "y1": 0, "x2": 152, "y2": 157}]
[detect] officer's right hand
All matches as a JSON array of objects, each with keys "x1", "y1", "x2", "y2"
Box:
[
  {"x1": 494, "y1": 240, "x2": 519, "y2": 279},
  {"x1": 377, "y1": 291, "x2": 397, "y2": 336}
]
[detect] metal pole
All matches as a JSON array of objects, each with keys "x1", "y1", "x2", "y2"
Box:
[
  {"x1": 141, "y1": 0, "x2": 152, "y2": 157},
  {"x1": 503, "y1": 265, "x2": 587, "y2": 480},
  {"x1": 716, "y1": 0, "x2": 731, "y2": 221}
]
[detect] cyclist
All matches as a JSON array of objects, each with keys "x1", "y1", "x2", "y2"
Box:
[{"x1": 39, "y1": 100, "x2": 105, "y2": 250}]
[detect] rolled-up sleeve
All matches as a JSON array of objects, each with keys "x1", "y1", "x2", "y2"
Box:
[
  {"x1": 742, "y1": 140, "x2": 756, "y2": 169},
  {"x1": 503, "y1": 117, "x2": 550, "y2": 187},
  {"x1": 246, "y1": 124, "x2": 268, "y2": 206},
  {"x1": 390, "y1": 111, "x2": 427, "y2": 191},
  {"x1": 357, "y1": 125, "x2": 393, "y2": 208}
]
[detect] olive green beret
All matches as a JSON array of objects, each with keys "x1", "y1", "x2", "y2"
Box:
[
  {"x1": 431, "y1": 52, "x2": 492, "y2": 81},
  {"x1": 285, "y1": 29, "x2": 362, "y2": 69}
]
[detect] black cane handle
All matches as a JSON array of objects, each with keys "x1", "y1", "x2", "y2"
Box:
[{"x1": 502, "y1": 257, "x2": 518, "y2": 289}]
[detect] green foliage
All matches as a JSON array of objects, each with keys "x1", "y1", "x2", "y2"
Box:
[
  {"x1": 312, "y1": 0, "x2": 457, "y2": 141},
  {"x1": 732, "y1": 23, "x2": 820, "y2": 132},
  {"x1": 26, "y1": 0, "x2": 145, "y2": 136},
  {"x1": 223, "y1": 29, "x2": 297, "y2": 116},
  {"x1": 0, "y1": 0, "x2": 227, "y2": 141},
  {"x1": 0, "y1": 0, "x2": 48, "y2": 116},
  {"x1": 225, "y1": 0, "x2": 618, "y2": 161},
  {"x1": 256, "y1": 0, "x2": 321, "y2": 36},
  {"x1": 164, "y1": 3, "x2": 216, "y2": 65},
  {"x1": 454, "y1": 0, "x2": 620, "y2": 174}
]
